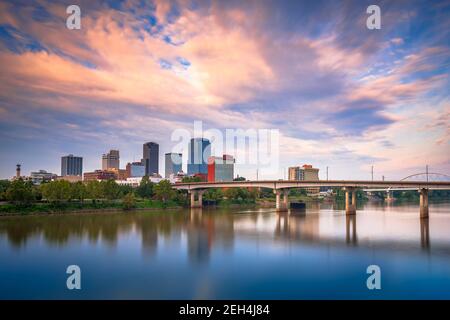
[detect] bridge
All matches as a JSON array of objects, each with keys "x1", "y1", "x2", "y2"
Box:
[{"x1": 173, "y1": 180, "x2": 450, "y2": 218}]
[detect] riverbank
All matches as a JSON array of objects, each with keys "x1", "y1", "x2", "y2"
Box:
[
  {"x1": 0, "y1": 196, "x2": 325, "y2": 216},
  {"x1": 0, "y1": 199, "x2": 183, "y2": 216}
]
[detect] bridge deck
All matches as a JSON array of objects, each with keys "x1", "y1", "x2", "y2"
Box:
[{"x1": 173, "y1": 180, "x2": 450, "y2": 190}]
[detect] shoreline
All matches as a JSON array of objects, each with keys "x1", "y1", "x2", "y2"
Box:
[{"x1": 0, "y1": 205, "x2": 185, "y2": 217}]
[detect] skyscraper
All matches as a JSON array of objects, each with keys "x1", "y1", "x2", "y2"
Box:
[
  {"x1": 61, "y1": 154, "x2": 83, "y2": 176},
  {"x1": 165, "y1": 153, "x2": 182, "y2": 178},
  {"x1": 187, "y1": 138, "x2": 211, "y2": 175},
  {"x1": 102, "y1": 149, "x2": 120, "y2": 170},
  {"x1": 143, "y1": 142, "x2": 159, "y2": 176},
  {"x1": 208, "y1": 155, "x2": 235, "y2": 182}
]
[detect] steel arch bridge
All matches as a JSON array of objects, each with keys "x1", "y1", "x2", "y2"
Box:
[{"x1": 400, "y1": 173, "x2": 450, "y2": 182}]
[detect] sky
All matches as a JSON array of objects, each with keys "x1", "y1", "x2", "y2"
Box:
[{"x1": 0, "y1": 0, "x2": 449, "y2": 180}]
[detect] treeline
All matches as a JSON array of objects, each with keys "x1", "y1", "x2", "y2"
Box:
[
  {"x1": 371, "y1": 189, "x2": 450, "y2": 201},
  {"x1": 202, "y1": 187, "x2": 258, "y2": 204},
  {"x1": 0, "y1": 177, "x2": 183, "y2": 211}
]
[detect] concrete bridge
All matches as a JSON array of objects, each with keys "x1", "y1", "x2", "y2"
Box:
[{"x1": 173, "y1": 180, "x2": 450, "y2": 218}]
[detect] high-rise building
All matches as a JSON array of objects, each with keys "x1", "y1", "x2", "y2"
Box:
[
  {"x1": 126, "y1": 162, "x2": 145, "y2": 178},
  {"x1": 208, "y1": 155, "x2": 235, "y2": 182},
  {"x1": 102, "y1": 149, "x2": 120, "y2": 170},
  {"x1": 61, "y1": 154, "x2": 83, "y2": 176},
  {"x1": 165, "y1": 153, "x2": 182, "y2": 178},
  {"x1": 288, "y1": 164, "x2": 320, "y2": 194},
  {"x1": 187, "y1": 138, "x2": 211, "y2": 175},
  {"x1": 143, "y1": 142, "x2": 159, "y2": 175}
]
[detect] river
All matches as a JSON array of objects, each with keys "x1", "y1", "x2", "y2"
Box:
[{"x1": 0, "y1": 201, "x2": 449, "y2": 299}]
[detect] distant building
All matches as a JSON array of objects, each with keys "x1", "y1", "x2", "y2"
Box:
[
  {"x1": 288, "y1": 164, "x2": 320, "y2": 195},
  {"x1": 108, "y1": 168, "x2": 127, "y2": 180},
  {"x1": 116, "y1": 176, "x2": 164, "y2": 187},
  {"x1": 30, "y1": 170, "x2": 57, "y2": 185},
  {"x1": 169, "y1": 171, "x2": 186, "y2": 183},
  {"x1": 83, "y1": 170, "x2": 117, "y2": 181},
  {"x1": 165, "y1": 153, "x2": 182, "y2": 178},
  {"x1": 126, "y1": 162, "x2": 145, "y2": 178},
  {"x1": 16, "y1": 164, "x2": 21, "y2": 179},
  {"x1": 208, "y1": 155, "x2": 235, "y2": 182},
  {"x1": 188, "y1": 138, "x2": 211, "y2": 175},
  {"x1": 143, "y1": 142, "x2": 159, "y2": 176},
  {"x1": 55, "y1": 175, "x2": 83, "y2": 183},
  {"x1": 61, "y1": 154, "x2": 83, "y2": 176},
  {"x1": 102, "y1": 150, "x2": 120, "y2": 170}
]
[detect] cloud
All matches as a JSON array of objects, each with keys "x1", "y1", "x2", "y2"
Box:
[{"x1": 0, "y1": 0, "x2": 449, "y2": 179}]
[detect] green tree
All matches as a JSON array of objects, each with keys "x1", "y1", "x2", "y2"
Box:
[
  {"x1": 5, "y1": 179, "x2": 35, "y2": 205},
  {"x1": 0, "y1": 180, "x2": 11, "y2": 201},
  {"x1": 233, "y1": 176, "x2": 246, "y2": 181},
  {"x1": 224, "y1": 188, "x2": 239, "y2": 200},
  {"x1": 204, "y1": 188, "x2": 223, "y2": 201},
  {"x1": 122, "y1": 192, "x2": 136, "y2": 210},
  {"x1": 182, "y1": 176, "x2": 202, "y2": 183},
  {"x1": 71, "y1": 181, "x2": 87, "y2": 202},
  {"x1": 86, "y1": 180, "x2": 103, "y2": 202},
  {"x1": 118, "y1": 184, "x2": 133, "y2": 197},
  {"x1": 41, "y1": 180, "x2": 72, "y2": 203},
  {"x1": 136, "y1": 176, "x2": 154, "y2": 198},
  {"x1": 102, "y1": 179, "x2": 120, "y2": 200},
  {"x1": 153, "y1": 180, "x2": 175, "y2": 204}
]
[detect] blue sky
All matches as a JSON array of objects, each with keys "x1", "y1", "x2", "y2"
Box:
[{"x1": 0, "y1": 0, "x2": 449, "y2": 180}]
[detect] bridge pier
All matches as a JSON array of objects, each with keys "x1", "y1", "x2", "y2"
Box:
[
  {"x1": 419, "y1": 188, "x2": 429, "y2": 219},
  {"x1": 189, "y1": 190, "x2": 205, "y2": 208},
  {"x1": 344, "y1": 187, "x2": 357, "y2": 215},
  {"x1": 274, "y1": 189, "x2": 289, "y2": 212}
]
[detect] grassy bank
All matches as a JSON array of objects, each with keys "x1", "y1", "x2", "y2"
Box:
[{"x1": 0, "y1": 199, "x2": 182, "y2": 215}]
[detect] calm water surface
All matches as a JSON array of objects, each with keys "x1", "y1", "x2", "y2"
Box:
[{"x1": 1, "y1": 201, "x2": 450, "y2": 299}]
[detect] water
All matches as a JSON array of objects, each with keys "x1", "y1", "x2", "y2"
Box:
[{"x1": 0, "y1": 201, "x2": 450, "y2": 299}]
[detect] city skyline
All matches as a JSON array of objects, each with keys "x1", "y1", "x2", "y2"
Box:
[{"x1": 0, "y1": 0, "x2": 449, "y2": 180}]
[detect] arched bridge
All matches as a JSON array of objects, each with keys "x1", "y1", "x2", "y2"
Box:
[{"x1": 173, "y1": 179, "x2": 450, "y2": 218}]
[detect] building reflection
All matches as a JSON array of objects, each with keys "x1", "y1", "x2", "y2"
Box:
[{"x1": 0, "y1": 204, "x2": 445, "y2": 259}]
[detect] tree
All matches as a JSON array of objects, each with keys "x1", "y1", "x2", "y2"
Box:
[
  {"x1": 71, "y1": 181, "x2": 87, "y2": 202},
  {"x1": 204, "y1": 188, "x2": 223, "y2": 201},
  {"x1": 41, "y1": 180, "x2": 72, "y2": 203},
  {"x1": 136, "y1": 176, "x2": 154, "y2": 198},
  {"x1": 233, "y1": 176, "x2": 246, "y2": 181},
  {"x1": 182, "y1": 176, "x2": 202, "y2": 183},
  {"x1": 153, "y1": 180, "x2": 175, "y2": 204},
  {"x1": 122, "y1": 193, "x2": 136, "y2": 210},
  {"x1": 224, "y1": 188, "x2": 239, "y2": 200},
  {"x1": 5, "y1": 179, "x2": 35, "y2": 205},
  {"x1": 102, "y1": 179, "x2": 120, "y2": 200},
  {"x1": 0, "y1": 180, "x2": 11, "y2": 201},
  {"x1": 86, "y1": 180, "x2": 103, "y2": 202}
]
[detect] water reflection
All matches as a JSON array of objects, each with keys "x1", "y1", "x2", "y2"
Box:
[
  {"x1": 420, "y1": 218, "x2": 430, "y2": 250},
  {"x1": 1, "y1": 202, "x2": 448, "y2": 260},
  {"x1": 346, "y1": 215, "x2": 357, "y2": 246},
  {"x1": 1, "y1": 201, "x2": 450, "y2": 299}
]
